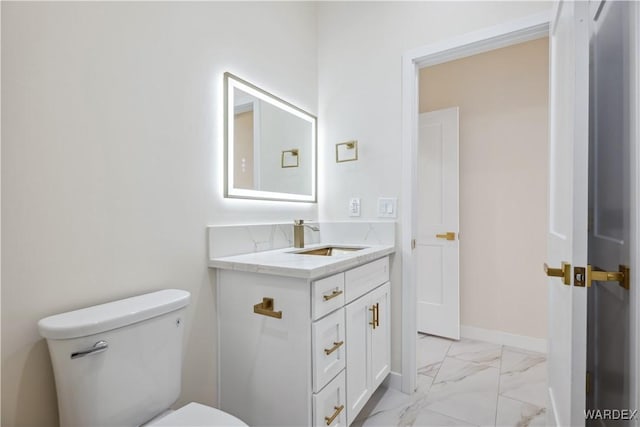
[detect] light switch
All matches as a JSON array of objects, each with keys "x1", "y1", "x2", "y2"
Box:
[
  {"x1": 349, "y1": 197, "x2": 361, "y2": 217},
  {"x1": 377, "y1": 197, "x2": 397, "y2": 218}
]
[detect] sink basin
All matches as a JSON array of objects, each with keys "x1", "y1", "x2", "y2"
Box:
[{"x1": 293, "y1": 246, "x2": 367, "y2": 256}]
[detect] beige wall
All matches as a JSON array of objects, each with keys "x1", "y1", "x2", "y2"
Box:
[
  {"x1": 1, "y1": 2, "x2": 317, "y2": 426},
  {"x1": 419, "y1": 38, "x2": 549, "y2": 338}
]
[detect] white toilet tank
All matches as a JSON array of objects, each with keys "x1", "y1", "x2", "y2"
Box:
[{"x1": 38, "y1": 289, "x2": 191, "y2": 427}]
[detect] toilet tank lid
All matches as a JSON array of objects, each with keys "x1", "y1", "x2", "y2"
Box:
[{"x1": 38, "y1": 289, "x2": 191, "y2": 340}]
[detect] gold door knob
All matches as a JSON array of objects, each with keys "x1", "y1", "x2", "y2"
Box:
[
  {"x1": 543, "y1": 262, "x2": 571, "y2": 286},
  {"x1": 435, "y1": 232, "x2": 456, "y2": 241}
]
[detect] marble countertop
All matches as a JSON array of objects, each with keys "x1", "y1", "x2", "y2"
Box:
[{"x1": 209, "y1": 243, "x2": 395, "y2": 279}]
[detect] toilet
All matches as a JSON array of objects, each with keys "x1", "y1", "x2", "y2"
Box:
[{"x1": 38, "y1": 289, "x2": 247, "y2": 427}]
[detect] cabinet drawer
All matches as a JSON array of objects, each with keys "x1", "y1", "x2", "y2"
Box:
[
  {"x1": 312, "y1": 273, "x2": 345, "y2": 320},
  {"x1": 312, "y1": 309, "x2": 346, "y2": 393},
  {"x1": 345, "y1": 257, "x2": 389, "y2": 303},
  {"x1": 313, "y1": 369, "x2": 347, "y2": 427}
]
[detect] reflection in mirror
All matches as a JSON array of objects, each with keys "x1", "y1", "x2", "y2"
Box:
[{"x1": 224, "y1": 73, "x2": 317, "y2": 202}]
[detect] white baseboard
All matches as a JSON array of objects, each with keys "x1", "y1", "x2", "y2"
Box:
[
  {"x1": 460, "y1": 325, "x2": 547, "y2": 353},
  {"x1": 382, "y1": 371, "x2": 402, "y2": 391}
]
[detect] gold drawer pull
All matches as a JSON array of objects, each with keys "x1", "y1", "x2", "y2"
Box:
[
  {"x1": 253, "y1": 297, "x2": 282, "y2": 319},
  {"x1": 324, "y1": 341, "x2": 344, "y2": 356},
  {"x1": 324, "y1": 404, "x2": 344, "y2": 426},
  {"x1": 323, "y1": 289, "x2": 343, "y2": 301},
  {"x1": 435, "y1": 232, "x2": 456, "y2": 240}
]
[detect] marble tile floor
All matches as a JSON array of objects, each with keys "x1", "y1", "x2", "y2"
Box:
[{"x1": 352, "y1": 334, "x2": 547, "y2": 427}]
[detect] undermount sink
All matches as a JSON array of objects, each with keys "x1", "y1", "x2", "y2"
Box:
[{"x1": 292, "y1": 246, "x2": 367, "y2": 256}]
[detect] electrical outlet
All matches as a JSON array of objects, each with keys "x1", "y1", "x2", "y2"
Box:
[{"x1": 349, "y1": 198, "x2": 361, "y2": 217}]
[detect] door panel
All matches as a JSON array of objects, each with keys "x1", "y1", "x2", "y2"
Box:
[
  {"x1": 370, "y1": 283, "x2": 391, "y2": 390},
  {"x1": 587, "y1": 0, "x2": 632, "y2": 420},
  {"x1": 547, "y1": 1, "x2": 590, "y2": 426},
  {"x1": 345, "y1": 295, "x2": 371, "y2": 426},
  {"x1": 416, "y1": 107, "x2": 460, "y2": 340}
]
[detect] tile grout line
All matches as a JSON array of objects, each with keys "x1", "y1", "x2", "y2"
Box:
[
  {"x1": 429, "y1": 338, "x2": 453, "y2": 383},
  {"x1": 494, "y1": 344, "x2": 505, "y2": 426}
]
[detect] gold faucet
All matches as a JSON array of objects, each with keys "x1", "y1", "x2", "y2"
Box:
[{"x1": 293, "y1": 220, "x2": 320, "y2": 248}]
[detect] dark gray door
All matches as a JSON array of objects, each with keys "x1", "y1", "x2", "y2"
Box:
[{"x1": 587, "y1": 1, "x2": 632, "y2": 424}]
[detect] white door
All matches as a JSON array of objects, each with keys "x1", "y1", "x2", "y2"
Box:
[
  {"x1": 545, "y1": 1, "x2": 590, "y2": 425},
  {"x1": 416, "y1": 107, "x2": 460, "y2": 339}
]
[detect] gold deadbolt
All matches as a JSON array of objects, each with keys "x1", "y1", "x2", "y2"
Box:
[
  {"x1": 435, "y1": 232, "x2": 456, "y2": 241},
  {"x1": 544, "y1": 262, "x2": 571, "y2": 286}
]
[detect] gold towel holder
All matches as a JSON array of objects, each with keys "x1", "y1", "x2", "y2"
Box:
[{"x1": 253, "y1": 297, "x2": 282, "y2": 319}]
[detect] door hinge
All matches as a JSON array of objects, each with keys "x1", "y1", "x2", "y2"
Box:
[
  {"x1": 411, "y1": 239, "x2": 416, "y2": 250},
  {"x1": 586, "y1": 371, "x2": 591, "y2": 394}
]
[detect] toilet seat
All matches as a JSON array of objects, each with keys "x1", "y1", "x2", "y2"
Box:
[{"x1": 147, "y1": 402, "x2": 247, "y2": 426}]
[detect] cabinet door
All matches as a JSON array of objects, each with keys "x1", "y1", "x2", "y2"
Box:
[
  {"x1": 345, "y1": 294, "x2": 372, "y2": 425},
  {"x1": 370, "y1": 282, "x2": 391, "y2": 390}
]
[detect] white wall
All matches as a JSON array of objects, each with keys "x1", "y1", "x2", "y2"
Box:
[
  {"x1": 316, "y1": 1, "x2": 552, "y2": 373},
  {"x1": 1, "y1": 2, "x2": 317, "y2": 426}
]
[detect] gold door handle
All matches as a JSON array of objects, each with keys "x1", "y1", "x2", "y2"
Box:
[
  {"x1": 369, "y1": 303, "x2": 379, "y2": 329},
  {"x1": 586, "y1": 265, "x2": 629, "y2": 289},
  {"x1": 324, "y1": 405, "x2": 344, "y2": 426},
  {"x1": 253, "y1": 297, "x2": 282, "y2": 319},
  {"x1": 324, "y1": 341, "x2": 344, "y2": 355},
  {"x1": 435, "y1": 232, "x2": 456, "y2": 241},
  {"x1": 544, "y1": 262, "x2": 571, "y2": 286},
  {"x1": 323, "y1": 289, "x2": 343, "y2": 301}
]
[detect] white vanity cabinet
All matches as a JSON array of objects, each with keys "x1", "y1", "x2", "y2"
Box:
[{"x1": 216, "y1": 255, "x2": 390, "y2": 427}]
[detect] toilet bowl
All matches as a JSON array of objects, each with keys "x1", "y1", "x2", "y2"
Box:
[{"x1": 38, "y1": 289, "x2": 247, "y2": 427}]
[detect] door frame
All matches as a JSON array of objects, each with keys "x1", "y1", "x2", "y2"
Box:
[
  {"x1": 400, "y1": 11, "x2": 551, "y2": 394},
  {"x1": 630, "y1": 2, "x2": 640, "y2": 422}
]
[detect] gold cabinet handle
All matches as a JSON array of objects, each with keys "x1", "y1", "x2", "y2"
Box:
[
  {"x1": 435, "y1": 232, "x2": 456, "y2": 240},
  {"x1": 324, "y1": 341, "x2": 344, "y2": 355},
  {"x1": 253, "y1": 297, "x2": 282, "y2": 319},
  {"x1": 586, "y1": 265, "x2": 630, "y2": 289},
  {"x1": 323, "y1": 289, "x2": 343, "y2": 301},
  {"x1": 369, "y1": 303, "x2": 379, "y2": 329},
  {"x1": 544, "y1": 262, "x2": 571, "y2": 286},
  {"x1": 324, "y1": 405, "x2": 344, "y2": 426}
]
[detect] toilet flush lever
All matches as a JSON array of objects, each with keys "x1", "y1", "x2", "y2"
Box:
[{"x1": 71, "y1": 340, "x2": 109, "y2": 359}]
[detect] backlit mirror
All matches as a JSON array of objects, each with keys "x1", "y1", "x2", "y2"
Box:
[{"x1": 224, "y1": 73, "x2": 317, "y2": 202}]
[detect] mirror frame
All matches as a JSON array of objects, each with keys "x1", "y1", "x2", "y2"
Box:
[{"x1": 224, "y1": 72, "x2": 317, "y2": 203}]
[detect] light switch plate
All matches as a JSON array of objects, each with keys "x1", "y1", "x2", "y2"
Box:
[
  {"x1": 349, "y1": 197, "x2": 361, "y2": 217},
  {"x1": 377, "y1": 197, "x2": 397, "y2": 218}
]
